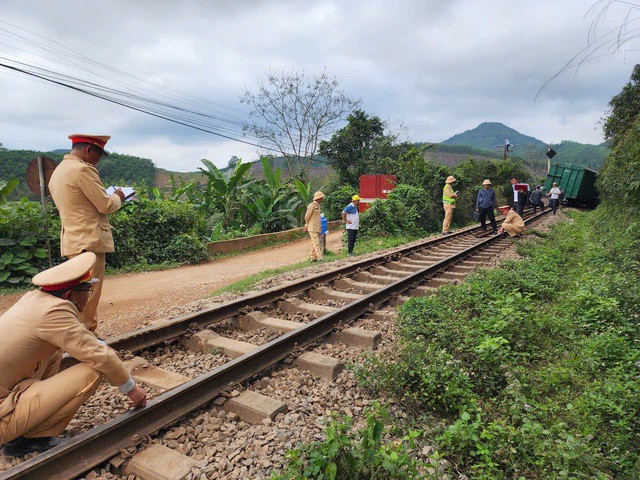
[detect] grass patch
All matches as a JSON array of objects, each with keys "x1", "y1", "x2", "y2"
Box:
[
  {"x1": 210, "y1": 260, "x2": 315, "y2": 297},
  {"x1": 210, "y1": 233, "x2": 423, "y2": 298},
  {"x1": 355, "y1": 207, "x2": 640, "y2": 478}
]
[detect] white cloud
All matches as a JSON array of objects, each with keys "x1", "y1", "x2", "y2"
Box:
[{"x1": 1, "y1": 0, "x2": 637, "y2": 170}]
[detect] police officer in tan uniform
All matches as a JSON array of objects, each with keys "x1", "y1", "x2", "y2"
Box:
[
  {"x1": 304, "y1": 191, "x2": 325, "y2": 262},
  {"x1": 442, "y1": 176, "x2": 458, "y2": 235},
  {"x1": 0, "y1": 253, "x2": 147, "y2": 457},
  {"x1": 497, "y1": 205, "x2": 525, "y2": 237},
  {"x1": 48, "y1": 134, "x2": 125, "y2": 333}
]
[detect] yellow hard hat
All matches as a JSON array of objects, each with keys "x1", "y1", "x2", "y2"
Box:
[{"x1": 352, "y1": 195, "x2": 360, "y2": 201}]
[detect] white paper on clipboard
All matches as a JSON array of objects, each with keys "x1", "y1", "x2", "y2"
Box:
[{"x1": 106, "y1": 186, "x2": 136, "y2": 202}]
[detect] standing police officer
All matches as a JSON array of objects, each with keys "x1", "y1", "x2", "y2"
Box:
[
  {"x1": 49, "y1": 134, "x2": 125, "y2": 333},
  {"x1": 442, "y1": 176, "x2": 458, "y2": 235},
  {"x1": 304, "y1": 191, "x2": 325, "y2": 262}
]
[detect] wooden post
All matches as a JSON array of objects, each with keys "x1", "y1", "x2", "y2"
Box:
[{"x1": 37, "y1": 155, "x2": 52, "y2": 267}]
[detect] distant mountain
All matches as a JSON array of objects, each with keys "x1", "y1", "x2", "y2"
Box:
[
  {"x1": 442, "y1": 122, "x2": 547, "y2": 150},
  {"x1": 439, "y1": 122, "x2": 608, "y2": 170}
]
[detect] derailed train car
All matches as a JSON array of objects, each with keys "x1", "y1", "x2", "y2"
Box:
[{"x1": 544, "y1": 163, "x2": 599, "y2": 208}]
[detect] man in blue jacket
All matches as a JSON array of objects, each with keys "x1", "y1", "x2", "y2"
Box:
[{"x1": 476, "y1": 179, "x2": 498, "y2": 234}]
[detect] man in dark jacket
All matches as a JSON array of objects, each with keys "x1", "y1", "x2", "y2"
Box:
[
  {"x1": 530, "y1": 186, "x2": 545, "y2": 213},
  {"x1": 476, "y1": 179, "x2": 498, "y2": 234}
]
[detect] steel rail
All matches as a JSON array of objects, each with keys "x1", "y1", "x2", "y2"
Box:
[
  {"x1": 70, "y1": 221, "x2": 489, "y2": 358},
  {"x1": 2, "y1": 210, "x2": 547, "y2": 480}
]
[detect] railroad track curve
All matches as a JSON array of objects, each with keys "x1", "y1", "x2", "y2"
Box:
[{"x1": 1, "y1": 209, "x2": 548, "y2": 480}]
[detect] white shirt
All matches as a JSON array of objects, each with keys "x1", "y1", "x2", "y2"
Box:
[
  {"x1": 513, "y1": 185, "x2": 518, "y2": 202},
  {"x1": 549, "y1": 187, "x2": 561, "y2": 200},
  {"x1": 343, "y1": 203, "x2": 359, "y2": 230}
]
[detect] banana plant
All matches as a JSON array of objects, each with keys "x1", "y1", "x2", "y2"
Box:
[
  {"x1": 244, "y1": 184, "x2": 302, "y2": 233},
  {"x1": 198, "y1": 158, "x2": 252, "y2": 229},
  {"x1": 0, "y1": 178, "x2": 19, "y2": 204},
  {"x1": 294, "y1": 179, "x2": 313, "y2": 223}
]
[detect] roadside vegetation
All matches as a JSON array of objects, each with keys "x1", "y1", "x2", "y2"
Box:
[
  {"x1": 271, "y1": 66, "x2": 640, "y2": 479},
  {"x1": 0, "y1": 115, "x2": 530, "y2": 289}
]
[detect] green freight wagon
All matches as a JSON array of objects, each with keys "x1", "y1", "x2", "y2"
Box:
[{"x1": 545, "y1": 163, "x2": 598, "y2": 207}]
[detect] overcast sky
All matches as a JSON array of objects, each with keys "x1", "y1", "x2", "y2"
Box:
[{"x1": 1, "y1": 0, "x2": 638, "y2": 171}]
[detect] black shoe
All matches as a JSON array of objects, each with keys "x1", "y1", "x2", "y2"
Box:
[{"x1": 2, "y1": 436, "x2": 61, "y2": 457}]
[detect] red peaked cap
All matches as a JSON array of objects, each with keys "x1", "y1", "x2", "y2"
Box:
[{"x1": 68, "y1": 134, "x2": 111, "y2": 150}]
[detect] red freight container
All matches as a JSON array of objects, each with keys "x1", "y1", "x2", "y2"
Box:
[
  {"x1": 358, "y1": 174, "x2": 397, "y2": 212},
  {"x1": 378, "y1": 175, "x2": 396, "y2": 198}
]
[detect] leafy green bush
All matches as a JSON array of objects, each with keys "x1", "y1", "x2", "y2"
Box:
[
  {"x1": 109, "y1": 198, "x2": 208, "y2": 268},
  {"x1": 0, "y1": 199, "x2": 61, "y2": 287},
  {"x1": 323, "y1": 185, "x2": 357, "y2": 221},
  {"x1": 271, "y1": 404, "x2": 425, "y2": 480},
  {"x1": 357, "y1": 198, "x2": 414, "y2": 238},
  {"x1": 598, "y1": 117, "x2": 640, "y2": 212}
]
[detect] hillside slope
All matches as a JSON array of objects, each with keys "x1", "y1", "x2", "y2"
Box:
[{"x1": 442, "y1": 122, "x2": 546, "y2": 150}]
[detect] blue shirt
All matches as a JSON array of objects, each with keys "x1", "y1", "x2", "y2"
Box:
[{"x1": 476, "y1": 188, "x2": 497, "y2": 209}]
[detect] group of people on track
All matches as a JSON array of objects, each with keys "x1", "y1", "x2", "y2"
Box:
[
  {"x1": 0, "y1": 131, "x2": 561, "y2": 460},
  {"x1": 442, "y1": 175, "x2": 560, "y2": 238}
]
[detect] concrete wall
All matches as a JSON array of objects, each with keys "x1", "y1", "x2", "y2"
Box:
[{"x1": 207, "y1": 220, "x2": 342, "y2": 255}]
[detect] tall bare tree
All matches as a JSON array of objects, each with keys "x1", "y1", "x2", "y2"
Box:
[{"x1": 241, "y1": 69, "x2": 360, "y2": 182}]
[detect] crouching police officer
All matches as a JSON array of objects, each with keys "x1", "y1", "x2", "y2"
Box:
[{"x1": 0, "y1": 253, "x2": 147, "y2": 457}]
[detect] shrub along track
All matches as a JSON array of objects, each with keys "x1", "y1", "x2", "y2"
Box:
[{"x1": 1, "y1": 210, "x2": 548, "y2": 480}]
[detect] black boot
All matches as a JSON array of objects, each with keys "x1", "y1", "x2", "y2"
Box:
[{"x1": 3, "y1": 436, "x2": 61, "y2": 457}]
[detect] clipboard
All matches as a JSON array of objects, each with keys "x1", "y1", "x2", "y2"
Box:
[{"x1": 106, "y1": 186, "x2": 136, "y2": 202}]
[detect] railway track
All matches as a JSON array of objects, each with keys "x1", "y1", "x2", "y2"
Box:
[{"x1": 1, "y1": 210, "x2": 548, "y2": 480}]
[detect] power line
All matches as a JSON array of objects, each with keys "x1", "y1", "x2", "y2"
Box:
[
  {"x1": 0, "y1": 61, "x2": 284, "y2": 153},
  {"x1": 0, "y1": 21, "x2": 289, "y2": 155}
]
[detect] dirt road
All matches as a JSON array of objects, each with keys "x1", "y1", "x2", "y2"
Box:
[{"x1": 0, "y1": 231, "x2": 344, "y2": 338}]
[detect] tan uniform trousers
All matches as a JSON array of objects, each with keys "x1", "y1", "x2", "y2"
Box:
[
  {"x1": 442, "y1": 203, "x2": 455, "y2": 233},
  {"x1": 0, "y1": 357, "x2": 102, "y2": 443},
  {"x1": 308, "y1": 232, "x2": 323, "y2": 261},
  {"x1": 503, "y1": 223, "x2": 525, "y2": 237},
  {"x1": 68, "y1": 252, "x2": 105, "y2": 333}
]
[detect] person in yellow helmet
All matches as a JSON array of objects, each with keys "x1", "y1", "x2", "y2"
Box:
[
  {"x1": 342, "y1": 195, "x2": 360, "y2": 256},
  {"x1": 442, "y1": 176, "x2": 458, "y2": 235}
]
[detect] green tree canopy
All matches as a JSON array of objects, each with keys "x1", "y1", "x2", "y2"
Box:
[
  {"x1": 319, "y1": 110, "x2": 386, "y2": 186},
  {"x1": 604, "y1": 64, "x2": 640, "y2": 147}
]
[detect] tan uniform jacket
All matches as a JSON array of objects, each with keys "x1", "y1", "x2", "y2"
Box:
[
  {"x1": 304, "y1": 201, "x2": 322, "y2": 233},
  {"x1": 0, "y1": 290, "x2": 131, "y2": 419},
  {"x1": 502, "y1": 210, "x2": 525, "y2": 235},
  {"x1": 49, "y1": 154, "x2": 122, "y2": 256}
]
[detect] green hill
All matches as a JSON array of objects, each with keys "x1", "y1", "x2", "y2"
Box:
[
  {"x1": 442, "y1": 122, "x2": 547, "y2": 151},
  {"x1": 439, "y1": 122, "x2": 608, "y2": 171},
  {"x1": 0, "y1": 148, "x2": 156, "y2": 201},
  {"x1": 551, "y1": 141, "x2": 609, "y2": 170}
]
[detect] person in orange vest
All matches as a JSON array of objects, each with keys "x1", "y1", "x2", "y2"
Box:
[
  {"x1": 442, "y1": 176, "x2": 458, "y2": 235},
  {"x1": 304, "y1": 191, "x2": 325, "y2": 261}
]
